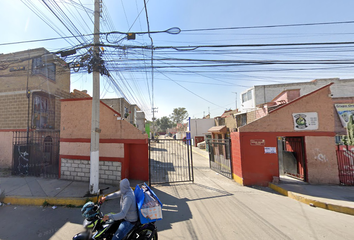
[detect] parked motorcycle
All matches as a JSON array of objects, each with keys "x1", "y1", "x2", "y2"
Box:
[{"x1": 73, "y1": 188, "x2": 158, "y2": 240}]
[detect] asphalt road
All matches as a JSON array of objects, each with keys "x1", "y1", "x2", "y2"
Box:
[{"x1": 1, "y1": 149, "x2": 354, "y2": 239}]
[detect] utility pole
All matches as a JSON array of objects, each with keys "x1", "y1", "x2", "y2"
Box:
[
  {"x1": 152, "y1": 107, "x2": 158, "y2": 137},
  {"x1": 90, "y1": 0, "x2": 101, "y2": 194},
  {"x1": 233, "y1": 92, "x2": 237, "y2": 111}
]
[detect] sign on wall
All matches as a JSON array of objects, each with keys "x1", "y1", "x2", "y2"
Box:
[
  {"x1": 250, "y1": 139, "x2": 265, "y2": 146},
  {"x1": 264, "y1": 147, "x2": 276, "y2": 154},
  {"x1": 292, "y1": 112, "x2": 318, "y2": 130},
  {"x1": 334, "y1": 104, "x2": 354, "y2": 128}
]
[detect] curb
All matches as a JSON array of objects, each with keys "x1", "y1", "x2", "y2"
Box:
[
  {"x1": 268, "y1": 183, "x2": 354, "y2": 216},
  {"x1": 2, "y1": 196, "x2": 96, "y2": 207},
  {"x1": 192, "y1": 148, "x2": 209, "y2": 159}
]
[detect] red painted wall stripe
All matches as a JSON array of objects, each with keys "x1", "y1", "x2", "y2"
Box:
[{"x1": 239, "y1": 131, "x2": 335, "y2": 137}]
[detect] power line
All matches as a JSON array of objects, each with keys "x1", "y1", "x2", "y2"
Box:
[{"x1": 181, "y1": 20, "x2": 354, "y2": 32}]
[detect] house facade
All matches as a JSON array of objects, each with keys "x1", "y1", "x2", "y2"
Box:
[
  {"x1": 0, "y1": 48, "x2": 70, "y2": 177},
  {"x1": 231, "y1": 83, "x2": 349, "y2": 186},
  {"x1": 240, "y1": 78, "x2": 354, "y2": 113},
  {"x1": 101, "y1": 98, "x2": 141, "y2": 126},
  {"x1": 59, "y1": 98, "x2": 149, "y2": 185},
  {"x1": 189, "y1": 118, "x2": 215, "y2": 146}
]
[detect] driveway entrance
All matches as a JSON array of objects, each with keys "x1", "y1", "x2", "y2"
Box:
[{"x1": 149, "y1": 138, "x2": 194, "y2": 185}]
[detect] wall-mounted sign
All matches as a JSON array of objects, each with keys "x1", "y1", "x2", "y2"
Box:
[
  {"x1": 334, "y1": 104, "x2": 354, "y2": 128},
  {"x1": 9, "y1": 66, "x2": 26, "y2": 72},
  {"x1": 264, "y1": 147, "x2": 277, "y2": 154},
  {"x1": 250, "y1": 139, "x2": 265, "y2": 146},
  {"x1": 292, "y1": 112, "x2": 318, "y2": 130}
]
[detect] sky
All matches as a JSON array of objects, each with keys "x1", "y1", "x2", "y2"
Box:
[{"x1": 2, "y1": 0, "x2": 354, "y2": 120}]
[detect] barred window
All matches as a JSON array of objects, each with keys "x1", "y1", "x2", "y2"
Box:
[{"x1": 32, "y1": 57, "x2": 56, "y2": 81}]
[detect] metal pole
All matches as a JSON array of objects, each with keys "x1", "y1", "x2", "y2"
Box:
[
  {"x1": 233, "y1": 92, "x2": 237, "y2": 110},
  {"x1": 190, "y1": 140, "x2": 194, "y2": 182},
  {"x1": 148, "y1": 139, "x2": 151, "y2": 186},
  {"x1": 26, "y1": 57, "x2": 30, "y2": 146},
  {"x1": 90, "y1": 0, "x2": 101, "y2": 194}
]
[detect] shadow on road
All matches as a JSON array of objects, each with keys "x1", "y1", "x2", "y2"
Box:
[{"x1": 151, "y1": 183, "x2": 233, "y2": 231}]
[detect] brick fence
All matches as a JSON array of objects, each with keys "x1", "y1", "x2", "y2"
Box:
[{"x1": 61, "y1": 158, "x2": 121, "y2": 185}]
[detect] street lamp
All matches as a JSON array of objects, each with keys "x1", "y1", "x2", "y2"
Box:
[{"x1": 105, "y1": 27, "x2": 181, "y2": 43}]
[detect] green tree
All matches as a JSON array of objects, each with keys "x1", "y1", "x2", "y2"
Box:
[
  {"x1": 156, "y1": 116, "x2": 174, "y2": 132},
  {"x1": 170, "y1": 107, "x2": 189, "y2": 124}
]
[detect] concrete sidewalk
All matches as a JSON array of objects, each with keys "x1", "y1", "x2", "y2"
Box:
[
  {"x1": 0, "y1": 174, "x2": 142, "y2": 206},
  {"x1": 269, "y1": 177, "x2": 354, "y2": 215},
  {"x1": 0, "y1": 145, "x2": 354, "y2": 217}
]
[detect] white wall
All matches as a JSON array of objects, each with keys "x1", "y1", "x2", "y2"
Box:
[
  {"x1": 190, "y1": 119, "x2": 215, "y2": 140},
  {"x1": 239, "y1": 78, "x2": 354, "y2": 112},
  {"x1": 136, "y1": 111, "x2": 145, "y2": 133}
]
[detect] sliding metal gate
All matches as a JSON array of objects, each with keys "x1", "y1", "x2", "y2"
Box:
[
  {"x1": 207, "y1": 139, "x2": 232, "y2": 178},
  {"x1": 149, "y1": 138, "x2": 194, "y2": 185}
]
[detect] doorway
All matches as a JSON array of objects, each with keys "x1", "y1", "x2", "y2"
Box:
[{"x1": 278, "y1": 136, "x2": 307, "y2": 181}]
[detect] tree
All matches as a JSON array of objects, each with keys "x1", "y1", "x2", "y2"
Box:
[
  {"x1": 170, "y1": 107, "x2": 189, "y2": 124},
  {"x1": 156, "y1": 116, "x2": 174, "y2": 132}
]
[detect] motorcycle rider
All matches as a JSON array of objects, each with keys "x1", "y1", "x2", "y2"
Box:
[{"x1": 100, "y1": 178, "x2": 138, "y2": 240}]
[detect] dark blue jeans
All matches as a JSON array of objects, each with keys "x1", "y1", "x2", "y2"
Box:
[{"x1": 112, "y1": 220, "x2": 135, "y2": 240}]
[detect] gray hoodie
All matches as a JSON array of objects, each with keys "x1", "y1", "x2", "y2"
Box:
[{"x1": 105, "y1": 178, "x2": 138, "y2": 222}]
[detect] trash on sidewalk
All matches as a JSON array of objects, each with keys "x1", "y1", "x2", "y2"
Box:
[
  {"x1": 52, "y1": 206, "x2": 57, "y2": 210},
  {"x1": 309, "y1": 203, "x2": 316, "y2": 207}
]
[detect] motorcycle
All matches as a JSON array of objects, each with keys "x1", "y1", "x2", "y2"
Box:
[{"x1": 73, "y1": 188, "x2": 158, "y2": 240}]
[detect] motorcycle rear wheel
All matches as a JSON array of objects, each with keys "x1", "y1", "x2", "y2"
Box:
[{"x1": 135, "y1": 225, "x2": 158, "y2": 240}]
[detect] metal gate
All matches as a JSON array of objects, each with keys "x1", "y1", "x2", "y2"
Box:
[
  {"x1": 336, "y1": 147, "x2": 354, "y2": 185},
  {"x1": 284, "y1": 137, "x2": 306, "y2": 180},
  {"x1": 149, "y1": 138, "x2": 194, "y2": 185},
  {"x1": 207, "y1": 139, "x2": 232, "y2": 179},
  {"x1": 13, "y1": 131, "x2": 60, "y2": 178}
]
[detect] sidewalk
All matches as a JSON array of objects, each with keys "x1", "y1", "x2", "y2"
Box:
[
  {"x1": 1, "y1": 146, "x2": 354, "y2": 217},
  {"x1": 269, "y1": 176, "x2": 354, "y2": 215},
  {"x1": 0, "y1": 174, "x2": 141, "y2": 206}
]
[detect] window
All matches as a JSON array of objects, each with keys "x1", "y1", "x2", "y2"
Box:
[
  {"x1": 32, "y1": 57, "x2": 56, "y2": 81},
  {"x1": 32, "y1": 94, "x2": 55, "y2": 129},
  {"x1": 242, "y1": 93, "x2": 247, "y2": 103},
  {"x1": 124, "y1": 107, "x2": 129, "y2": 118},
  {"x1": 242, "y1": 90, "x2": 253, "y2": 103}
]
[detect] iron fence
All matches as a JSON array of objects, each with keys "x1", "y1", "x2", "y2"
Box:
[
  {"x1": 13, "y1": 130, "x2": 60, "y2": 178},
  {"x1": 336, "y1": 148, "x2": 354, "y2": 185},
  {"x1": 207, "y1": 139, "x2": 232, "y2": 179},
  {"x1": 149, "y1": 138, "x2": 194, "y2": 185}
]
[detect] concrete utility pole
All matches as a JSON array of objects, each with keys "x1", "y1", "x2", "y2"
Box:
[
  {"x1": 233, "y1": 92, "x2": 237, "y2": 110},
  {"x1": 152, "y1": 107, "x2": 158, "y2": 137},
  {"x1": 90, "y1": 0, "x2": 101, "y2": 194}
]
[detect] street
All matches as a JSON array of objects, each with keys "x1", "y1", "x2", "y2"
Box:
[{"x1": 1, "y1": 150, "x2": 354, "y2": 239}]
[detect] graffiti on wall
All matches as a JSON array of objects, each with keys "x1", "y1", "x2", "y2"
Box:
[{"x1": 313, "y1": 148, "x2": 328, "y2": 162}]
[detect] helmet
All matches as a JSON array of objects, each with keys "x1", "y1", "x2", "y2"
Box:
[{"x1": 81, "y1": 202, "x2": 98, "y2": 220}]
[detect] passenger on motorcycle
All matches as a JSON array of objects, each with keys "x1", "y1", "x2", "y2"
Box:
[{"x1": 100, "y1": 178, "x2": 138, "y2": 240}]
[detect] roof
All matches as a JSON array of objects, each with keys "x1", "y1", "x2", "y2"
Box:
[{"x1": 208, "y1": 125, "x2": 227, "y2": 133}]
